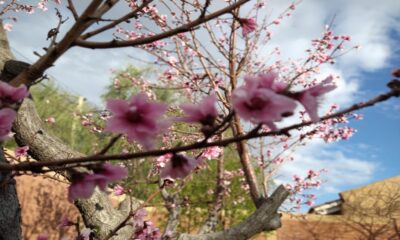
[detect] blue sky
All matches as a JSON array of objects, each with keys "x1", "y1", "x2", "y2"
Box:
[
  {"x1": 314, "y1": 59, "x2": 400, "y2": 204},
  {"x1": 3, "y1": 0, "x2": 400, "y2": 208}
]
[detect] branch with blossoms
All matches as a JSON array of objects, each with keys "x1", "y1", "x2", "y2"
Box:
[
  {"x1": 1, "y1": 1, "x2": 400, "y2": 240},
  {"x1": 2, "y1": 80, "x2": 399, "y2": 173}
]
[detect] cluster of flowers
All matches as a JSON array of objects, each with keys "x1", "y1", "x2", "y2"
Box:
[
  {"x1": 97, "y1": 72, "x2": 335, "y2": 184},
  {"x1": 0, "y1": 81, "x2": 29, "y2": 140},
  {"x1": 68, "y1": 163, "x2": 128, "y2": 202},
  {"x1": 132, "y1": 208, "x2": 161, "y2": 240},
  {"x1": 286, "y1": 169, "x2": 326, "y2": 209}
]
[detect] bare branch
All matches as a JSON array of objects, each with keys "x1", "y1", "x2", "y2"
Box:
[{"x1": 74, "y1": 0, "x2": 251, "y2": 49}]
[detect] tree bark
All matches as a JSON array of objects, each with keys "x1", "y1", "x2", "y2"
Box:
[{"x1": 0, "y1": 149, "x2": 22, "y2": 240}]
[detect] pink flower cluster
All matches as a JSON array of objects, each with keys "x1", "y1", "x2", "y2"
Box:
[
  {"x1": 0, "y1": 82, "x2": 28, "y2": 106},
  {"x1": 232, "y1": 73, "x2": 336, "y2": 126},
  {"x1": 68, "y1": 163, "x2": 128, "y2": 202},
  {"x1": 201, "y1": 146, "x2": 222, "y2": 160},
  {"x1": 179, "y1": 94, "x2": 218, "y2": 126},
  {"x1": 14, "y1": 145, "x2": 29, "y2": 158},
  {"x1": 132, "y1": 208, "x2": 161, "y2": 240},
  {"x1": 232, "y1": 73, "x2": 296, "y2": 129},
  {"x1": 102, "y1": 73, "x2": 335, "y2": 180}
]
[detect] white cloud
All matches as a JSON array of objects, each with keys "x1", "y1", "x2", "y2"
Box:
[{"x1": 275, "y1": 140, "x2": 377, "y2": 194}]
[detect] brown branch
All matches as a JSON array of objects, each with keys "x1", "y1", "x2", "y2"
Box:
[
  {"x1": 81, "y1": 0, "x2": 154, "y2": 40},
  {"x1": 96, "y1": 134, "x2": 122, "y2": 155},
  {"x1": 74, "y1": 0, "x2": 251, "y2": 49},
  {"x1": 161, "y1": 187, "x2": 182, "y2": 238},
  {"x1": 0, "y1": 0, "x2": 17, "y2": 17},
  {"x1": 67, "y1": 0, "x2": 79, "y2": 20},
  {"x1": 198, "y1": 148, "x2": 225, "y2": 234},
  {"x1": 9, "y1": 0, "x2": 115, "y2": 87}
]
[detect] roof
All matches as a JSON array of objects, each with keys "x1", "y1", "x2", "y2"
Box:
[{"x1": 340, "y1": 175, "x2": 400, "y2": 204}]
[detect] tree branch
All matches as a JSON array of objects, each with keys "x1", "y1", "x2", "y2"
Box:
[
  {"x1": 74, "y1": 0, "x2": 251, "y2": 49},
  {"x1": 178, "y1": 185, "x2": 289, "y2": 240},
  {"x1": 1, "y1": 86, "x2": 398, "y2": 172}
]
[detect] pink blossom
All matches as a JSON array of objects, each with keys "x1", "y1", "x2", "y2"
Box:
[
  {"x1": 113, "y1": 184, "x2": 125, "y2": 196},
  {"x1": 0, "y1": 108, "x2": 16, "y2": 141},
  {"x1": 3, "y1": 23, "x2": 12, "y2": 32},
  {"x1": 232, "y1": 77, "x2": 296, "y2": 124},
  {"x1": 244, "y1": 72, "x2": 287, "y2": 92},
  {"x1": 86, "y1": 163, "x2": 129, "y2": 191},
  {"x1": 104, "y1": 93, "x2": 169, "y2": 149},
  {"x1": 179, "y1": 94, "x2": 218, "y2": 126},
  {"x1": 155, "y1": 153, "x2": 172, "y2": 169},
  {"x1": 0, "y1": 82, "x2": 29, "y2": 105},
  {"x1": 272, "y1": 19, "x2": 281, "y2": 25},
  {"x1": 68, "y1": 164, "x2": 128, "y2": 202},
  {"x1": 160, "y1": 154, "x2": 200, "y2": 179},
  {"x1": 307, "y1": 169, "x2": 319, "y2": 178},
  {"x1": 239, "y1": 18, "x2": 257, "y2": 37},
  {"x1": 134, "y1": 221, "x2": 161, "y2": 240},
  {"x1": 80, "y1": 228, "x2": 92, "y2": 240},
  {"x1": 305, "y1": 200, "x2": 314, "y2": 206},
  {"x1": 45, "y1": 116, "x2": 56, "y2": 124},
  {"x1": 68, "y1": 175, "x2": 96, "y2": 202},
  {"x1": 132, "y1": 208, "x2": 147, "y2": 229},
  {"x1": 201, "y1": 146, "x2": 222, "y2": 160},
  {"x1": 392, "y1": 68, "x2": 400, "y2": 78},
  {"x1": 14, "y1": 145, "x2": 29, "y2": 158},
  {"x1": 59, "y1": 216, "x2": 73, "y2": 228},
  {"x1": 37, "y1": 1, "x2": 48, "y2": 11},
  {"x1": 297, "y1": 76, "x2": 336, "y2": 122},
  {"x1": 37, "y1": 234, "x2": 48, "y2": 240}
]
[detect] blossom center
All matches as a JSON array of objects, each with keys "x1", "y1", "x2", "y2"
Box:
[
  {"x1": 200, "y1": 114, "x2": 215, "y2": 126},
  {"x1": 126, "y1": 106, "x2": 143, "y2": 123},
  {"x1": 246, "y1": 96, "x2": 268, "y2": 110},
  {"x1": 171, "y1": 154, "x2": 188, "y2": 168}
]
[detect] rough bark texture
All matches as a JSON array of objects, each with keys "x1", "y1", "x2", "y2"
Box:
[
  {"x1": 178, "y1": 185, "x2": 289, "y2": 240},
  {"x1": 0, "y1": 149, "x2": 22, "y2": 240}
]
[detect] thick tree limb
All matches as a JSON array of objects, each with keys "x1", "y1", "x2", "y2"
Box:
[
  {"x1": 0, "y1": 149, "x2": 22, "y2": 240},
  {"x1": 161, "y1": 188, "x2": 182, "y2": 238},
  {"x1": 178, "y1": 185, "x2": 289, "y2": 240}
]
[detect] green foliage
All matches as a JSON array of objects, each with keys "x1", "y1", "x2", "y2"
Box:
[
  {"x1": 29, "y1": 82, "x2": 101, "y2": 153},
  {"x1": 101, "y1": 66, "x2": 147, "y2": 101}
]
